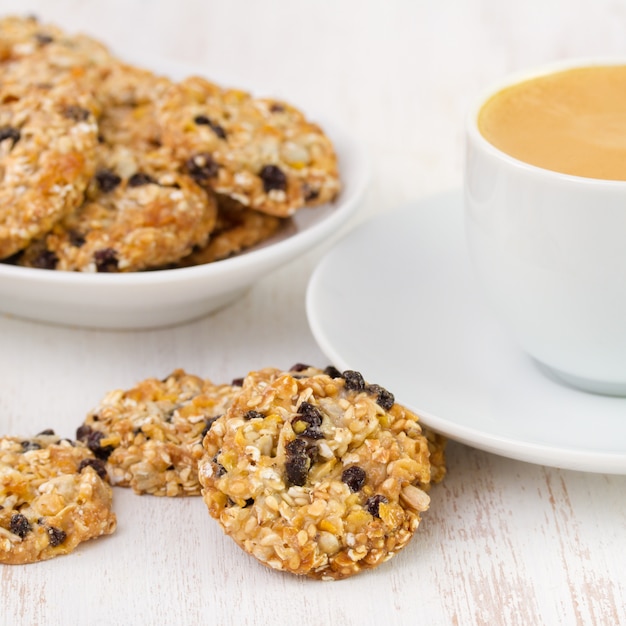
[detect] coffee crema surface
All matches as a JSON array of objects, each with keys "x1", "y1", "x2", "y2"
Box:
[{"x1": 478, "y1": 65, "x2": 626, "y2": 181}]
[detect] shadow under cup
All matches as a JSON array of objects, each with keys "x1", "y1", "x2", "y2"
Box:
[{"x1": 464, "y1": 61, "x2": 626, "y2": 397}]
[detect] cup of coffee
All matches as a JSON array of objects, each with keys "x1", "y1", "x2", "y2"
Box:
[{"x1": 464, "y1": 60, "x2": 626, "y2": 396}]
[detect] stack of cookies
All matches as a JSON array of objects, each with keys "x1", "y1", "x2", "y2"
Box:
[
  {"x1": 0, "y1": 15, "x2": 341, "y2": 272},
  {"x1": 1, "y1": 364, "x2": 446, "y2": 580}
]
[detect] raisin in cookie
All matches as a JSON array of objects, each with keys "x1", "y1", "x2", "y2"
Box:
[
  {"x1": 199, "y1": 365, "x2": 446, "y2": 580},
  {"x1": 177, "y1": 195, "x2": 283, "y2": 266},
  {"x1": 0, "y1": 431, "x2": 117, "y2": 564},
  {"x1": 0, "y1": 80, "x2": 99, "y2": 259},
  {"x1": 76, "y1": 370, "x2": 242, "y2": 496},
  {"x1": 159, "y1": 76, "x2": 341, "y2": 217}
]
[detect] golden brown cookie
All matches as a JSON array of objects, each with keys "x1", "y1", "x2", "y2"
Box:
[
  {"x1": 95, "y1": 61, "x2": 173, "y2": 150},
  {"x1": 177, "y1": 195, "x2": 283, "y2": 266},
  {"x1": 0, "y1": 431, "x2": 117, "y2": 564},
  {"x1": 199, "y1": 365, "x2": 445, "y2": 580},
  {"x1": 17, "y1": 146, "x2": 217, "y2": 272},
  {"x1": 76, "y1": 370, "x2": 242, "y2": 496},
  {"x1": 0, "y1": 80, "x2": 99, "y2": 260},
  {"x1": 0, "y1": 15, "x2": 112, "y2": 88},
  {"x1": 159, "y1": 76, "x2": 341, "y2": 217},
  {"x1": 16, "y1": 58, "x2": 217, "y2": 272}
]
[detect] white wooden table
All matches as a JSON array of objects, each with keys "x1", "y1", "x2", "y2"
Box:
[{"x1": 2, "y1": 1, "x2": 625, "y2": 624}]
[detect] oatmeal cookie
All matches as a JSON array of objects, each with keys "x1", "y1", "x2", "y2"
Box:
[
  {"x1": 159, "y1": 76, "x2": 341, "y2": 217},
  {"x1": 0, "y1": 15, "x2": 112, "y2": 87},
  {"x1": 177, "y1": 195, "x2": 283, "y2": 266},
  {"x1": 16, "y1": 60, "x2": 216, "y2": 272},
  {"x1": 95, "y1": 61, "x2": 173, "y2": 150},
  {"x1": 0, "y1": 15, "x2": 110, "y2": 62},
  {"x1": 17, "y1": 144, "x2": 217, "y2": 272},
  {"x1": 0, "y1": 431, "x2": 117, "y2": 564},
  {"x1": 76, "y1": 370, "x2": 242, "y2": 496},
  {"x1": 199, "y1": 365, "x2": 445, "y2": 580},
  {"x1": 0, "y1": 80, "x2": 99, "y2": 259}
]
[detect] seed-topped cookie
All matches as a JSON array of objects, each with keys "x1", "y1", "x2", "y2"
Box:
[
  {"x1": 0, "y1": 83, "x2": 97, "y2": 259},
  {"x1": 0, "y1": 430, "x2": 117, "y2": 564},
  {"x1": 199, "y1": 365, "x2": 446, "y2": 580},
  {"x1": 76, "y1": 370, "x2": 242, "y2": 496},
  {"x1": 0, "y1": 80, "x2": 99, "y2": 260},
  {"x1": 177, "y1": 195, "x2": 283, "y2": 266},
  {"x1": 15, "y1": 57, "x2": 217, "y2": 273},
  {"x1": 0, "y1": 15, "x2": 112, "y2": 91},
  {"x1": 159, "y1": 76, "x2": 341, "y2": 217},
  {"x1": 94, "y1": 61, "x2": 173, "y2": 150},
  {"x1": 16, "y1": 58, "x2": 218, "y2": 272},
  {"x1": 0, "y1": 15, "x2": 69, "y2": 60},
  {"x1": 18, "y1": 145, "x2": 217, "y2": 272},
  {"x1": 0, "y1": 14, "x2": 110, "y2": 66}
]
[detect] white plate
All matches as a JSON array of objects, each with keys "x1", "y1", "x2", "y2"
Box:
[
  {"x1": 306, "y1": 190, "x2": 626, "y2": 474},
  {"x1": 0, "y1": 61, "x2": 368, "y2": 330}
]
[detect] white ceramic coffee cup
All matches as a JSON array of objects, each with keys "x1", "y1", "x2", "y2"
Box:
[{"x1": 464, "y1": 59, "x2": 626, "y2": 396}]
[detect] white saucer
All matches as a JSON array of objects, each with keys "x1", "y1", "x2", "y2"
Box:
[{"x1": 306, "y1": 190, "x2": 626, "y2": 474}]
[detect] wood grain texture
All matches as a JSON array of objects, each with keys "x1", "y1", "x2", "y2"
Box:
[{"x1": 1, "y1": 1, "x2": 626, "y2": 625}]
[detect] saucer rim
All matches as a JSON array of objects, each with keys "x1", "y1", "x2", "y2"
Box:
[{"x1": 306, "y1": 189, "x2": 626, "y2": 475}]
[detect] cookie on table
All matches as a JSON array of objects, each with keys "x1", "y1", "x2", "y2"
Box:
[
  {"x1": 159, "y1": 76, "x2": 341, "y2": 217},
  {"x1": 199, "y1": 365, "x2": 445, "y2": 580},
  {"x1": 0, "y1": 80, "x2": 99, "y2": 260},
  {"x1": 177, "y1": 195, "x2": 283, "y2": 266},
  {"x1": 76, "y1": 370, "x2": 242, "y2": 496},
  {"x1": 0, "y1": 430, "x2": 117, "y2": 565},
  {"x1": 424, "y1": 427, "x2": 447, "y2": 485}
]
